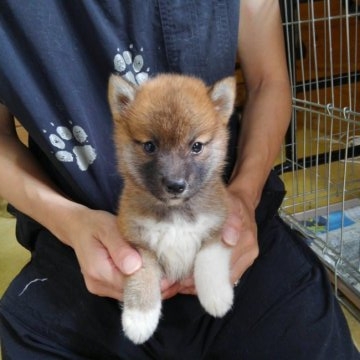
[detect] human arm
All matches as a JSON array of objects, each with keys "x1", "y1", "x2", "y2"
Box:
[
  {"x1": 0, "y1": 103, "x2": 142, "y2": 300},
  {"x1": 224, "y1": 0, "x2": 292, "y2": 282}
]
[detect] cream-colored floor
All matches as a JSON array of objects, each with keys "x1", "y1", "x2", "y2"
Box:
[{"x1": 0, "y1": 202, "x2": 30, "y2": 298}]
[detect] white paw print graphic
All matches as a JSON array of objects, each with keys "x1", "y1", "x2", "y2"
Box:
[
  {"x1": 114, "y1": 44, "x2": 150, "y2": 85},
  {"x1": 44, "y1": 123, "x2": 97, "y2": 171}
]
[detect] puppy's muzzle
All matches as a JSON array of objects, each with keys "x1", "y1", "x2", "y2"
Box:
[{"x1": 162, "y1": 177, "x2": 188, "y2": 195}]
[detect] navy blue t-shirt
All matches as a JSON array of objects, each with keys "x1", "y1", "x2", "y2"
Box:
[{"x1": 0, "y1": 0, "x2": 239, "y2": 214}]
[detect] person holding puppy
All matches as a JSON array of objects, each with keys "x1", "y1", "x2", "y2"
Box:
[{"x1": 0, "y1": 0, "x2": 358, "y2": 359}]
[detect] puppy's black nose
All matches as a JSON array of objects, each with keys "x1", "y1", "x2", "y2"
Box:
[{"x1": 164, "y1": 179, "x2": 187, "y2": 194}]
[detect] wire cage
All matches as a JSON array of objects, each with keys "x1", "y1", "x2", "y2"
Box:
[{"x1": 277, "y1": 0, "x2": 360, "y2": 315}]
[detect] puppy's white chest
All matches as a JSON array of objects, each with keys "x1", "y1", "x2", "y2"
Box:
[{"x1": 137, "y1": 214, "x2": 220, "y2": 281}]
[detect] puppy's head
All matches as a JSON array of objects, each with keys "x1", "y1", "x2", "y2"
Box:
[{"x1": 108, "y1": 74, "x2": 235, "y2": 205}]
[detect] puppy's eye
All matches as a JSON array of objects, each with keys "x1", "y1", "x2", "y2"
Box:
[
  {"x1": 191, "y1": 142, "x2": 204, "y2": 154},
  {"x1": 143, "y1": 141, "x2": 157, "y2": 154}
]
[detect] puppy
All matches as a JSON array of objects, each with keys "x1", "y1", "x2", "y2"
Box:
[{"x1": 108, "y1": 73, "x2": 236, "y2": 344}]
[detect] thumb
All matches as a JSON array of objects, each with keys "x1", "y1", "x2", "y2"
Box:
[
  {"x1": 110, "y1": 243, "x2": 142, "y2": 275},
  {"x1": 222, "y1": 225, "x2": 239, "y2": 247}
]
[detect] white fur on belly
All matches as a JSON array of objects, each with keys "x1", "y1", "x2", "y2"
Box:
[{"x1": 137, "y1": 213, "x2": 222, "y2": 281}]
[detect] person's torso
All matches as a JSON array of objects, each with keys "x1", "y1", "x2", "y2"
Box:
[{"x1": 0, "y1": 0, "x2": 239, "y2": 212}]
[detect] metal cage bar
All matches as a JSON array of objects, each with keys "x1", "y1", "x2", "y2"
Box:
[{"x1": 278, "y1": 0, "x2": 360, "y2": 316}]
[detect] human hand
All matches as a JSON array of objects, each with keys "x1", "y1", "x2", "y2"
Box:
[
  {"x1": 221, "y1": 187, "x2": 259, "y2": 284},
  {"x1": 62, "y1": 206, "x2": 142, "y2": 300}
]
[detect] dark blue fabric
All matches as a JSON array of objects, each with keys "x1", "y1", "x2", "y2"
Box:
[
  {"x1": 0, "y1": 0, "x2": 239, "y2": 213},
  {"x1": 1, "y1": 200, "x2": 359, "y2": 359}
]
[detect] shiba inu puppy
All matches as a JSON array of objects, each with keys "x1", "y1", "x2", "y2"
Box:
[{"x1": 108, "y1": 73, "x2": 236, "y2": 344}]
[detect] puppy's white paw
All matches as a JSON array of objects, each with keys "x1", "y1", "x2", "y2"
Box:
[
  {"x1": 122, "y1": 303, "x2": 161, "y2": 344},
  {"x1": 197, "y1": 281, "x2": 233, "y2": 317},
  {"x1": 195, "y1": 242, "x2": 233, "y2": 317}
]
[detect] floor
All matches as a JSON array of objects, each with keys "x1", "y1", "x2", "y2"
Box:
[{"x1": 0, "y1": 200, "x2": 30, "y2": 299}]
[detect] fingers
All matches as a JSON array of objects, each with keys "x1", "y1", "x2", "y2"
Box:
[
  {"x1": 75, "y1": 200, "x2": 258, "y2": 303},
  {"x1": 92, "y1": 212, "x2": 142, "y2": 276},
  {"x1": 110, "y1": 244, "x2": 142, "y2": 275},
  {"x1": 71, "y1": 210, "x2": 143, "y2": 301},
  {"x1": 222, "y1": 190, "x2": 259, "y2": 284},
  {"x1": 178, "y1": 277, "x2": 197, "y2": 295},
  {"x1": 79, "y1": 240, "x2": 125, "y2": 300},
  {"x1": 82, "y1": 268, "x2": 124, "y2": 300},
  {"x1": 229, "y1": 234, "x2": 259, "y2": 284},
  {"x1": 222, "y1": 223, "x2": 240, "y2": 246},
  {"x1": 161, "y1": 280, "x2": 182, "y2": 299},
  {"x1": 160, "y1": 277, "x2": 197, "y2": 299}
]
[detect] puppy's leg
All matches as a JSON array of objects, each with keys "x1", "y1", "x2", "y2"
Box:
[
  {"x1": 194, "y1": 239, "x2": 233, "y2": 317},
  {"x1": 122, "y1": 249, "x2": 162, "y2": 344}
]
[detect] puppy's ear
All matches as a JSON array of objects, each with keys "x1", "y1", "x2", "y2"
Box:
[
  {"x1": 108, "y1": 74, "x2": 137, "y2": 118},
  {"x1": 209, "y1": 77, "x2": 236, "y2": 122}
]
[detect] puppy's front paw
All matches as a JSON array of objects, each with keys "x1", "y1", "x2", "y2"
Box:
[
  {"x1": 195, "y1": 242, "x2": 233, "y2": 317},
  {"x1": 197, "y1": 281, "x2": 233, "y2": 317},
  {"x1": 122, "y1": 303, "x2": 161, "y2": 344}
]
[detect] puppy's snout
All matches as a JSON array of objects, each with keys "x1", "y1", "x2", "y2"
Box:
[{"x1": 163, "y1": 178, "x2": 187, "y2": 195}]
